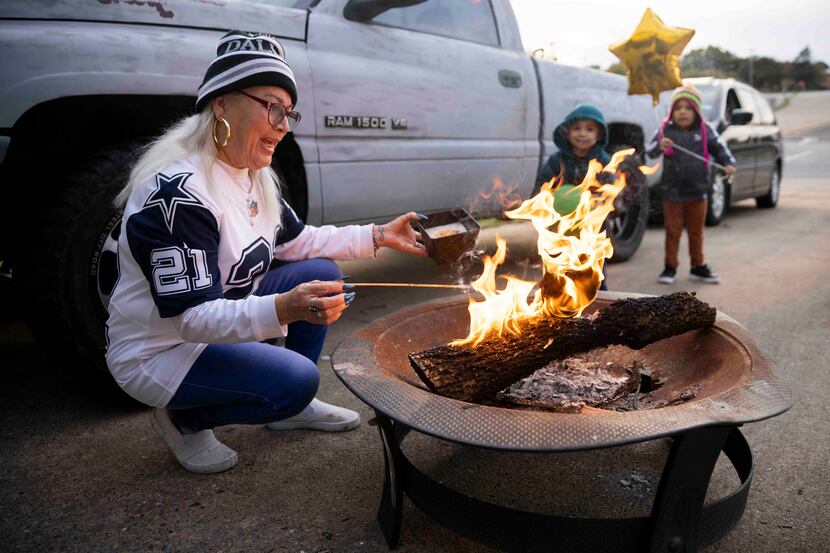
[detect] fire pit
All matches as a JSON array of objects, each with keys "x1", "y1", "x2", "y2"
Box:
[{"x1": 332, "y1": 291, "x2": 793, "y2": 552}]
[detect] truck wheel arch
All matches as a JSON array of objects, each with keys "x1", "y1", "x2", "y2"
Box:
[
  {"x1": 606, "y1": 122, "x2": 645, "y2": 157},
  {"x1": 272, "y1": 133, "x2": 309, "y2": 222},
  {"x1": 5, "y1": 94, "x2": 310, "y2": 375}
]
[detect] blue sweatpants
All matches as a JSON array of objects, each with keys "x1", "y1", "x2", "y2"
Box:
[{"x1": 167, "y1": 258, "x2": 342, "y2": 432}]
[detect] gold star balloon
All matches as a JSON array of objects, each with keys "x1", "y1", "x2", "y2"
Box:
[{"x1": 609, "y1": 8, "x2": 695, "y2": 105}]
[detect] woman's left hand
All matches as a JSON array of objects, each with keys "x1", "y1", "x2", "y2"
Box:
[{"x1": 374, "y1": 212, "x2": 429, "y2": 257}]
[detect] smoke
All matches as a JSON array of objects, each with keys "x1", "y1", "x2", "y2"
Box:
[{"x1": 449, "y1": 247, "x2": 486, "y2": 289}]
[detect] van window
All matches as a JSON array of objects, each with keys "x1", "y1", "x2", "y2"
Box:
[
  {"x1": 753, "y1": 91, "x2": 776, "y2": 125},
  {"x1": 736, "y1": 88, "x2": 759, "y2": 124},
  {"x1": 724, "y1": 88, "x2": 741, "y2": 124},
  {"x1": 371, "y1": 0, "x2": 500, "y2": 47}
]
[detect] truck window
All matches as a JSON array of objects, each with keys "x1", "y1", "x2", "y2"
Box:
[
  {"x1": 736, "y1": 88, "x2": 759, "y2": 124},
  {"x1": 371, "y1": 0, "x2": 500, "y2": 47},
  {"x1": 753, "y1": 91, "x2": 776, "y2": 125}
]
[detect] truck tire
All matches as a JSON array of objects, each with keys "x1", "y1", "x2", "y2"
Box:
[
  {"x1": 607, "y1": 182, "x2": 649, "y2": 263},
  {"x1": 705, "y1": 174, "x2": 730, "y2": 226},
  {"x1": 17, "y1": 143, "x2": 141, "y2": 376},
  {"x1": 603, "y1": 142, "x2": 649, "y2": 262}
]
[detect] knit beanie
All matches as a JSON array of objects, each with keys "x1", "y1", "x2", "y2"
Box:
[
  {"x1": 660, "y1": 84, "x2": 709, "y2": 165},
  {"x1": 670, "y1": 85, "x2": 703, "y2": 112},
  {"x1": 195, "y1": 30, "x2": 297, "y2": 112}
]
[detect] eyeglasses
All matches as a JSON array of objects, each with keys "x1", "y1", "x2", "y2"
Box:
[{"x1": 237, "y1": 90, "x2": 301, "y2": 129}]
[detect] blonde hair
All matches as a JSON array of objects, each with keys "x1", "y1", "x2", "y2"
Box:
[{"x1": 116, "y1": 106, "x2": 282, "y2": 223}]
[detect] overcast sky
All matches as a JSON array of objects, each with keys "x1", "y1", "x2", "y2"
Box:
[{"x1": 509, "y1": 0, "x2": 830, "y2": 69}]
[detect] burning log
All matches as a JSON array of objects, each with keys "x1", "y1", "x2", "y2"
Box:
[{"x1": 409, "y1": 292, "x2": 716, "y2": 403}]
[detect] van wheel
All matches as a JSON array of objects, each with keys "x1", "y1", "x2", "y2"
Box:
[
  {"x1": 756, "y1": 168, "x2": 781, "y2": 208},
  {"x1": 17, "y1": 143, "x2": 141, "y2": 376},
  {"x1": 706, "y1": 174, "x2": 730, "y2": 226}
]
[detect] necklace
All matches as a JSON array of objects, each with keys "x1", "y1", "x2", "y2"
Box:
[
  {"x1": 243, "y1": 177, "x2": 258, "y2": 226},
  {"x1": 217, "y1": 159, "x2": 259, "y2": 226},
  {"x1": 246, "y1": 194, "x2": 259, "y2": 226}
]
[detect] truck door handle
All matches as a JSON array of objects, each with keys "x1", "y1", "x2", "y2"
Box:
[{"x1": 498, "y1": 70, "x2": 522, "y2": 88}]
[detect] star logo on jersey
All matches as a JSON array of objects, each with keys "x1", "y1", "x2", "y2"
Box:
[{"x1": 143, "y1": 172, "x2": 200, "y2": 232}]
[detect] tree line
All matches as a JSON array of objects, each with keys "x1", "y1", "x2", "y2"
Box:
[{"x1": 607, "y1": 46, "x2": 828, "y2": 91}]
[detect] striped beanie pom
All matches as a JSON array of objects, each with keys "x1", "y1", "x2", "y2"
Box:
[{"x1": 195, "y1": 30, "x2": 297, "y2": 112}]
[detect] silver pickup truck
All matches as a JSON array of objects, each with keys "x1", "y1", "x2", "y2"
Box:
[{"x1": 0, "y1": 0, "x2": 659, "y2": 374}]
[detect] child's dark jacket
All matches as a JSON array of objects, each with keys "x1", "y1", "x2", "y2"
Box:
[{"x1": 646, "y1": 123, "x2": 736, "y2": 201}]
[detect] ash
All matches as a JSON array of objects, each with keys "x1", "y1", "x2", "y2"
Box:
[
  {"x1": 496, "y1": 345, "x2": 700, "y2": 413},
  {"x1": 497, "y1": 352, "x2": 640, "y2": 413}
]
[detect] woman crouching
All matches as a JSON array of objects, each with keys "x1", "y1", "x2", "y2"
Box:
[{"x1": 105, "y1": 30, "x2": 427, "y2": 474}]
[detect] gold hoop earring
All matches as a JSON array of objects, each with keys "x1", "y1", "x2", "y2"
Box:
[{"x1": 212, "y1": 116, "x2": 231, "y2": 147}]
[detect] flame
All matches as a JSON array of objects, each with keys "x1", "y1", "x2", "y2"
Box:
[
  {"x1": 452, "y1": 149, "x2": 657, "y2": 347},
  {"x1": 468, "y1": 177, "x2": 523, "y2": 215},
  {"x1": 450, "y1": 237, "x2": 540, "y2": 347},
  {"x1": 480, "y1": 177, "x2": 523, "y2": 211}
]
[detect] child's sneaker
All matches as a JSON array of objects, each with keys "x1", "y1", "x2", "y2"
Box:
[
  {"x1": 150, "y1": 408, "x2": 237, "y2": 474},
  {"x1": 267, "y1": 398, "x2": 360, "y2": 432},
  {"x1": 657, "y1": 265, "x2": 676, "y2": 284},
  {"x1": 689, "y1": 264, "x2": 720, "y2": 284}
]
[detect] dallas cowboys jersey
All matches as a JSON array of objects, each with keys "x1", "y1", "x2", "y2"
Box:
[{"x1": 106, "y1": 155, "x2": 373, "y2": 407}]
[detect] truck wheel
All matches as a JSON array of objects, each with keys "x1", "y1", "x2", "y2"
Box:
[
  {"x1": 17, "y1": 144, "x2": 140, "y2": 376},
  {"x1": 607, "y1": 175, "x2": 649, "y2": 263},
  {"x1": 705, "y1": 174, "x2": 730, "y2": 226},
  {"x1": 756, "y1": 167, "x2": 781, "y2": 208}
]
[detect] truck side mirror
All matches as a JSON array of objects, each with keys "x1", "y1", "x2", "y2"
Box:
[
  {"x1": 344, "y1": 0, "x2": 426, "y2": 22},
  {"x1": 729, "y1": 109, "x2": 753, "y2": 126}
]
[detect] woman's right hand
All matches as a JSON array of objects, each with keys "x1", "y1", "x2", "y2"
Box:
[
  {"x1": 275, "y1": 280, "x2": 353, "y2": 325},
  {"x1": 660, "y1": 137, "x2": 674, "y2": 149}
]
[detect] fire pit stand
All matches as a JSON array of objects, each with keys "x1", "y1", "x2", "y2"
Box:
[
  {"x1": 332, "y1": 293, "x2": 792, "y2": 553},
  {"x1": 373, "y1": 413, "x2": 749, "y2": 553}
]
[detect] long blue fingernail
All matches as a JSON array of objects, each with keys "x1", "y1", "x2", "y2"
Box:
[
  {"x1": 345, "y1": 292, "x2": 356, "y2": 303},
  {"x1": 416, "y1": 212, "x2": 429, "y2": 220},
  {"x1": 339, "y1": 275, "x2": 351, "y2": 280},
  {"x1": 343, "y1": 284, "x2": 355, "y2": 290}
]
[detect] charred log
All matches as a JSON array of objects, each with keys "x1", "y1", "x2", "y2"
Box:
[{"x1": 409, "y1": 292, "x2": 716, "y2": 403}]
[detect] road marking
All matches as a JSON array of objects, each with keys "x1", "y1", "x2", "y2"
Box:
[
  {"x1": 798, "y1": 137, "x2": 817, "y2": 146},
  {"x1": 785, "y1": 149, "x2": 814, "y2": 163}
]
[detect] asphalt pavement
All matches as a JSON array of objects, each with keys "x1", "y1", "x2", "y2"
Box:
[{"x1": 1, "y1": 93, "x2": 828, "y2": 553}]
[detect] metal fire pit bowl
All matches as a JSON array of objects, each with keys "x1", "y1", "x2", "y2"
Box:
[{"x1": 332, "y1": 292, "x2": 793, "y2": 552}]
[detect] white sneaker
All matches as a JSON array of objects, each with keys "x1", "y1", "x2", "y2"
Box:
[
  {"x1": 266, "y1": 398, "x2": 360, "y2": 432},
  {"x1": 150, "y1": 408, "x2": 238, "y2": 474}
]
